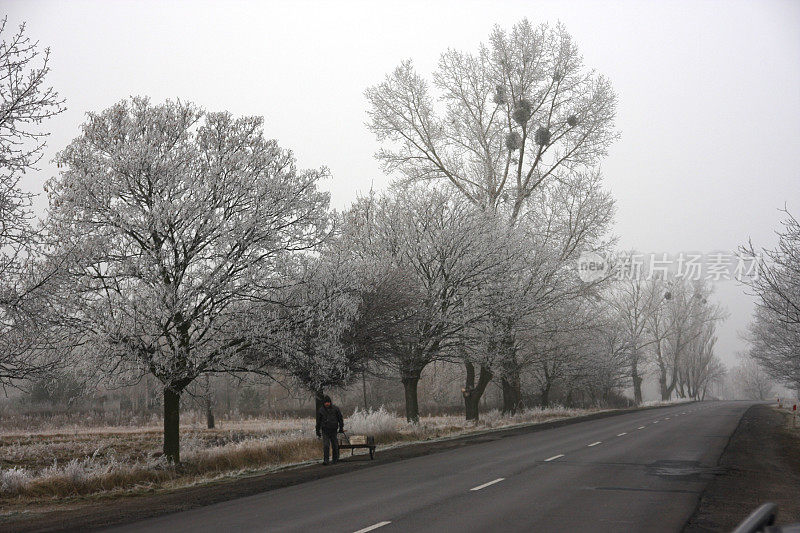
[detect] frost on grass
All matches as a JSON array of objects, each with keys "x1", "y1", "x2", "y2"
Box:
[
  {"x1": 641, "y1": 398, "x2": 693, "y2": 407},
  {"x1": 0, "y1": 467, "x2": 30, "y2": 494},
  {"x1": 347, "y1": 407, "x2": 399, "y2": 438},
  {"x1": 407, "y1": 406, "x2": 597, "y2": 433},
  {"x1": 0, "y1": 406, "x2": 603, "y2": 500}
]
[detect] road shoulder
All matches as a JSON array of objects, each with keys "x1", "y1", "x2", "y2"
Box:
[{"x1": 684, "y1": 403, "x2": 800, "y2": 532}]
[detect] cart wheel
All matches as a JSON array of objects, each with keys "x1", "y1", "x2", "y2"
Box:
[{"x1": 369, "y1": 447, "x2": 375, "y2": 460}]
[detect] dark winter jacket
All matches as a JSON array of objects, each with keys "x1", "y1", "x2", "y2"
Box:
[{"x1": 316, "y1": 404, "x2": 344, "y2": 435}]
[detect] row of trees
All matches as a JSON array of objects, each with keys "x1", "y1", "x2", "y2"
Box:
[
  {"x1": 743, "y1": 210, "x2": 800, "y2": 392},
  {"x1": 0, "y1": 18, "x2": 727, "y2": 464},
  {"x1": 608, "y1": 275, "x2": 726, "y2": 404},
  {"x1": 365, "y1": 19, "x2": 619, "y2": 414},
  {"x1": 729, "y1": 357, "x2": 775, "y2": 401}
]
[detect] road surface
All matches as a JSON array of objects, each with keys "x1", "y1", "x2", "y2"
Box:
[{"x1": 105, "y1": 401, "x2": 753, "y2": 533}]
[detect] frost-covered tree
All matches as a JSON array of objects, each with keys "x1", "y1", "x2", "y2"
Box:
[
  {"x1": 741, "y1": 211, "x2": 800, "y2": 388},
  {"x1": 472, "y1": 169, "x2": 614, "y2": 413},
  {"x1": 340, "y1": 185, "x2": 513, "y2": 422},
  {"x1": 647, "y1": 279, "x2": 725, "y2": 401},
  {"x1": 731, "y1": 357, "x2": 775, "y2": 401},
  {"x1": 495, "y1": 168, "x2": 614, "y2": 412},
  {"x1": 0, "y1": 17, "x2": 65, "y2": 384},
  {"x1": 46, "y1": 97, "x2": 329, "y2": 462},
  {"x1": 517, "y1": 295, "x2": 621, "y2": 408},
  {"x1": 249, "y1": 252, "x2": 363, "y2": 412},
  {"x1": 365, "y1": 19, "x2": 617, "y2": 217},
  {"x1": 677, "y1": 322, "x2": 725, "y2": 400},
  {"x1": 0, "y1": 16, "x2": 65, "y2": 178},
  {"x1": 606, "y1": 273, "x2": 663, "y2": 404},
  {"x1": 586, "y1": 316, "x2": 632, "y2": 404},
  {"x1": 520, "y1": 302, "x2": 586, "y2": 408},
  {"x1": 366, "y1": 20, "x2": 618, "y2": 410}
]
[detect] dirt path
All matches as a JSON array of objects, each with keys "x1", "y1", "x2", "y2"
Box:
[{"x1": 685, "y1": 403, "x2": 800, "y2": 531}]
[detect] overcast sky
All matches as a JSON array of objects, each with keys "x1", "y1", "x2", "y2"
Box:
[{"x1": 5, "y1": 0, "x2": 800, "y2": 377}]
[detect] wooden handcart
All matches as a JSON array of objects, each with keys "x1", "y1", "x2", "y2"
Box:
[{"x1": 338, "y1": 431, "x2": 376, "y2": 459}]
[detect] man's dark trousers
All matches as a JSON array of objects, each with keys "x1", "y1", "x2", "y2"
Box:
[{"x1": 322, "y1": 430, "x2": 340, "y2": 463}]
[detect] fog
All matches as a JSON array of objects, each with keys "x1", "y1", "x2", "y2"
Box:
[{"x1": 5, "y1": 0, "x2": 800, "y2": 367}]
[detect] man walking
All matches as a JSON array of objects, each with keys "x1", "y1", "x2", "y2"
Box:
[{"x1": 315, "y1": 395, "x2": 344, "y2": 465}]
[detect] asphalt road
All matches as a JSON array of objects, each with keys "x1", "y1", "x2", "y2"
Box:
[{"x1": 105, "y1": 401, "x2": 753, "y2": 533}]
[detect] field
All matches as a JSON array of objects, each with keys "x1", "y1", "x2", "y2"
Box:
[{"x1": 0, "y1": 406, "x2": 602, "y2": 509}]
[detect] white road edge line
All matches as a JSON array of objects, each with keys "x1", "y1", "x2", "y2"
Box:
[
  {"x1": 353, "y1": 521, "x2": 391, "y2": 533},
  {"x1": 617, "y1": 432, "x2": 627, "y2": 436},
  {"x1": 545, "y1": 454, "x2": 565, "y2": 462},
  {"x1": 470, "y1": 478, "x2": 505, "y2": 491},
  {"x1": 588, "y1": 441, "x2": 602, "y2": 447}
]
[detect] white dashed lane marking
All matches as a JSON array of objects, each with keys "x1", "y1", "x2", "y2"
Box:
[
  {"x1": 545, "y1": 454, "x2": 565, "y2": 462},
  {"x1": 470, "y1": 478, "x2": 505, "y2": 491},
  {"x1": 588, "y1": 441, "x2": 601, "y2": 447},
  {"x1": 353, "y1": 521, "x2": 391, "y2": 533}
]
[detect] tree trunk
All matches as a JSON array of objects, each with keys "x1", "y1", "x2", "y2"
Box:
[
  {"x1": 660, "y1": 379, "x2": 670, "y2": 401},
  {"x1": 501, "y1": 374, "x2": 521, "y2": 414},
  {"x1": 541, "y1": 383, "x2": 551, "y2": 408},
  {"x1": 163, "y1": 386, "x2": 182, "y2": 464},
  {"x1": 225, "y1": 375, "x2": 231, "y2": 414},
  {"x1": 631, "y1": 360, "x2": 643, "y2": 405},
  {"x1": 314, "y1": 387, "x2": 325, "y2": 414},
  {"x1": 464, "y1": 361, "x2": 476, "y2": 420},
  {"x1": 658, "y1": 360, "x2": 671, "y2": 401},
  {"x1": 206, "y1": 402, "x2": 215, "y2": 429},
  {"x1": 362, "y1": 371, "x2": 368, "y2": 410},
  {"x1": 497, "y1": 319, "x2": 519, "y2": 414},
  {"x1": 204, "y1": 375, "x2": 215, "y2": 429},
  {"x1": 654, "y1": 340, "x2": 673, "y2": 401},
  {"x1": 464, "y1": 393, "x2": 480, "y2": 421},
  {"x1": 666, "y1": 365, "x2": 679, "y2": 399},
  {"x1": 402, "y1": 376, "x2": 420, "y2": 423},
  {"x1": 463, "y1": 362, "x2": 493, "y2": 421}
]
